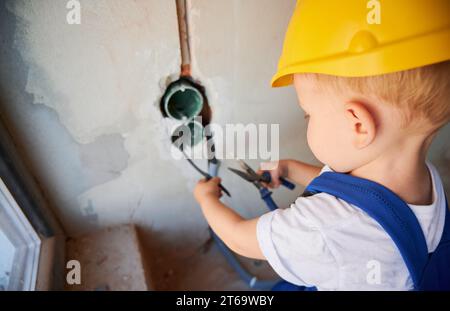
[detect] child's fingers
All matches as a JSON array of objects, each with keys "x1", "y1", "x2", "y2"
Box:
[
  {"x1": 272, "y1": 179, "x2": 281, "y2": 188},
  {"x1": 210, "y1": 177, "x2": 222, "y2": 184},
  {"x1": 260, "y1": 161, "x2": 279, "y2": 171},
  {"x1": 270, "y1": 179, "x2": 281, "y2": 189},
  {"x1": 257, "y1": 169, "x2": 281, "y2": 189}
]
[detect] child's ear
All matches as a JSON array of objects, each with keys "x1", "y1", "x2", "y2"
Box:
[{"x1": 344, "y1": 102, "x2": 376, "y2": 149}]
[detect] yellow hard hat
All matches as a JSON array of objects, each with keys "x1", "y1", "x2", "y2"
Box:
[{"x1": 271, "y1": 0, "x2": 450, "y2": 87}]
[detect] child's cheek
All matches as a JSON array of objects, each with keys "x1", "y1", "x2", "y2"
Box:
[
  {"x1": 307, "y1": 117, "x2": 341, "y2": 167},
  {"x1": 306, "y1": 119, "x2": 325, "y2": 162}
]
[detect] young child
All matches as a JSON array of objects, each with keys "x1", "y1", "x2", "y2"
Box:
[{"x1": 194, "y1": 0, "x2": 450, "y2": 290}]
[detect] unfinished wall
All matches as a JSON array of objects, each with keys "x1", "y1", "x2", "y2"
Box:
[
  {"x1": 0, "y1": 0, "x2": 308, "y2": 243},
  {"x1": 0, "y1": 0, "x2": 449, "y2": 288}
]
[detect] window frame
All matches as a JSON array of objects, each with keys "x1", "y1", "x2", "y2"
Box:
[{"x1": 0, "y1": 177, "x2": 41, "y2": 290}]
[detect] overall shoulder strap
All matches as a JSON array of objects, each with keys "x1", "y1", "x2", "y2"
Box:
[
  {"x1": 440, "y1": 199, "x2": 450, "y2": 241},
  {"x1": 305, "y1": 172, "x2": 429, "y2": 289}
]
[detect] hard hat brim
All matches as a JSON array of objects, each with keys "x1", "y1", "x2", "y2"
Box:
[{"x1": 271, "y1": 28, "x2": 450, "y2": 88}]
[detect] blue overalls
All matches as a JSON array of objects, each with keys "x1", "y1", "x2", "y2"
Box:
[{"x1": 273, "y1": 172, "x2": 450, "y2": 291}]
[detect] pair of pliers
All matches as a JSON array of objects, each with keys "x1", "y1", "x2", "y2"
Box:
[{"x1": 228, "y1": 160, "x2": 295, "y2": 211}]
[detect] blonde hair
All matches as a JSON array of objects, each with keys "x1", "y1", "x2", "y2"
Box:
[{"x1": 304, "y1": 61, "x2": 450, "y2": 132}]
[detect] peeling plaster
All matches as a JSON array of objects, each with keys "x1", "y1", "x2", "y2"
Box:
[
  {"x1": 8, "y1": 0, "x2": 179, "y2": 144},
  {"x1": 79, "y1": 134, "x2": 130, "y2": 185},
  {"x1": 0, "y1": 0, "x2": 322, "y2": 236},
  {"x1": 4, "y1": 0, "x2": 186, "y2": 235}
]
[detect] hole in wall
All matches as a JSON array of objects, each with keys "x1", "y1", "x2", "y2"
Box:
[
  {"x1": 160, "y1": 76, "x2": 212, "y2": 147},
  {"x1": 162, "y1": 80, "x2": 202, "y2": 120}
]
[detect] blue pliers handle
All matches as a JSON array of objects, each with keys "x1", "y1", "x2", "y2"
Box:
[
  {"x1": 259, "y1": 188, "x2": 278, "y2": 211},
  {"x1": 261, "y1": 172, "x2": 296, "y2": 190}
]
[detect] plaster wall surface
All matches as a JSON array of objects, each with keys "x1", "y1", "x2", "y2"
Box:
[{"x1": 1, "y1": 0, "x2": 308, "y2": 239}]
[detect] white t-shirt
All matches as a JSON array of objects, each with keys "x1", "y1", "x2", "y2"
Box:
[{"x1": 256, "y1": 162, "x2": 447, "y2": 290}]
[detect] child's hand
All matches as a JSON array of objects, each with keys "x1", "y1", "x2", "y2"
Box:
[
  {"x1": 257, "y1": 160, "x2": 287, "y2": 189},
  {"x1": 194, "y1": 177, "x2": 223, "y2": 203}
]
